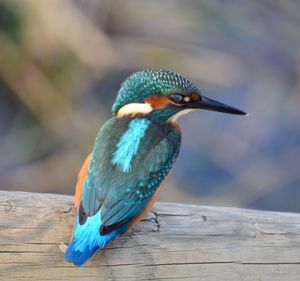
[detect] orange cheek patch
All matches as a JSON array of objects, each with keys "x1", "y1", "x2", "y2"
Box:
[
  {"x1": 191, "y1": 94, "x2": 200, "y2": 102},
  {"x1": 145, "y1": 96, "x2": 171, "y2": 109}
]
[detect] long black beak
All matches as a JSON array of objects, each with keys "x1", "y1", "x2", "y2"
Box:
[{"x1": 190, "y1": 95, "x2": 247, "y2": 115}]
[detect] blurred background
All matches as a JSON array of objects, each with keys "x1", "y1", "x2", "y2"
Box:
[{"x1": 0, "y1": 0, "x2": 300, "y2": 212}]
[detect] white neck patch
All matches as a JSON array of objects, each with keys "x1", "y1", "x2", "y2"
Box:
[
  {"x1": 117, "y1": 103, "x2": 153, "y2": 118},
  {"x1": 168, "y1": 109, "x2": 196, "y2": 122}
]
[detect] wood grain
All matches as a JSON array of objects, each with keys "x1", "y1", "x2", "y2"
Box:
[{"x1": 0, "y1": 190, "x2": 299, "y2": 281}]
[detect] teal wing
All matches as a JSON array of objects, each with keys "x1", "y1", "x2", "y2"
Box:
[{"x1": 81, "y1": 117, "x2": 181, "y2": 231}]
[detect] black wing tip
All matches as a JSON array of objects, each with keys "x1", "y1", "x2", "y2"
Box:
[
  {"x1": 99, "y1": 224, "x2": 110, "y2": 235},
  {"x1": 99, "y1": 219, "x2": 128, "y2": 235},
  {"x1": 79, "y1": 202, "x2": 87, "y2": 225}
]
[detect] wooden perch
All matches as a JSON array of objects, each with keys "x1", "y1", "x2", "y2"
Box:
[{"x1": 0, "y1": 190, "x2": 300, "y2": 280}]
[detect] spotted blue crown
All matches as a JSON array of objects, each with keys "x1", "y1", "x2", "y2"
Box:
[{"x1": 112, "y1": 69, "x2": 199, "y2": 114}]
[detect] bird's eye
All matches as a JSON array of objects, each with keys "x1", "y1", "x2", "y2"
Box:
[{"x1": 170, "y1": 94, "x2": 183, "y2": 103}]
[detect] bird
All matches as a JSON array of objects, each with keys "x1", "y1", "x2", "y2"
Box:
[{"x1": 63, "y1": 69, "x2": 247, "y2": 266}]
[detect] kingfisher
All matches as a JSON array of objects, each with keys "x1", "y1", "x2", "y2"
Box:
[{"x1": 63, "y1": 69, "x2": 246, "y2": 266}]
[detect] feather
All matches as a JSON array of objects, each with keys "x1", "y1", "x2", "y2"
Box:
[
  {"x1": 74, "y1": 154, "x2": 91, "y2": 209},
  {"x1": 64, "y1": 206, "x2": 126, "y2": 266}
]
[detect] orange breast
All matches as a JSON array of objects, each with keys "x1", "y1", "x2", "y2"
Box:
[{"x1": 74, "y1": 154, "x2": 91, "y2": 209}]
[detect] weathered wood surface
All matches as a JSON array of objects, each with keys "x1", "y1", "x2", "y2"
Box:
[{"x1": 0, "y1": 190, "x2": 300, "y2": 281}]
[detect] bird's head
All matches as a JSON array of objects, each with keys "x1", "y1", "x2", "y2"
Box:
[{"x1": 112, "y1": 69, "x2": 246, "y2": 122}]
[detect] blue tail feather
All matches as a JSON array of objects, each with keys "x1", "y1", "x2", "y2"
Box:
[
  {"x1": 64, "y1": 239, "x2": 95, "y2": 266},
  {"x1": 64, "y1": 207, "x2": 124, "y2": 266}
]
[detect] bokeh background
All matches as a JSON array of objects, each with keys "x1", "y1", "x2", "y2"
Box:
[{"x1": 1, "y1": 0, "x2": 300, "y2": 212}]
